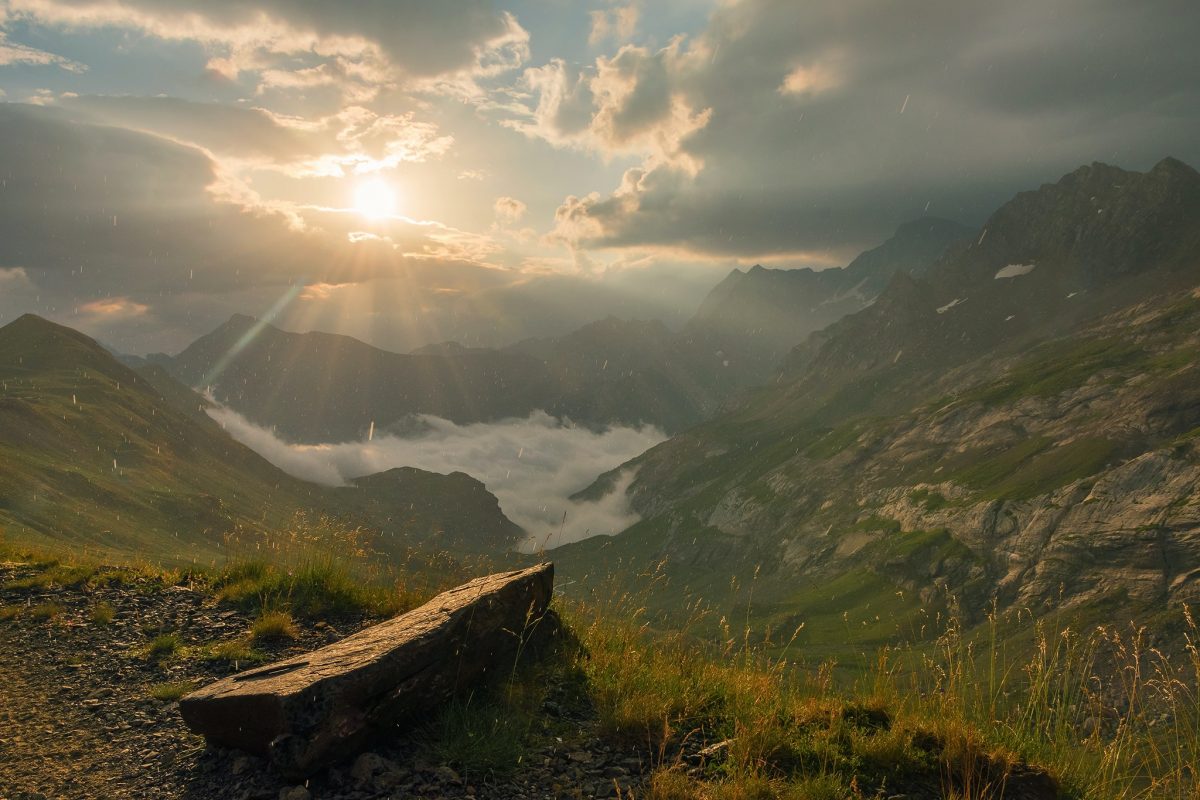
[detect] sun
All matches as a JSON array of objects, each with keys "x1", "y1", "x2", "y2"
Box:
[{"x1": 353, "y1": 178, "x2": 397, "y2": 220}]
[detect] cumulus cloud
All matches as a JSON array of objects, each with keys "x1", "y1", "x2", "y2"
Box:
[
  {"x1": 207, "y1": 407, "x2": 664, "y2": 551},
  {"x1": 506, "y1": 40, "x2": 710, "y2": 170}
]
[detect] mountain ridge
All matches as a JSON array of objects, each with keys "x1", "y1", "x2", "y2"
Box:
[
  {"x1": 159, "y1": 217, "x2": 970, "y2": 443},
  {"x1": 0, "y1": 314, "x2": 522, "y2": 561},
  {"x1": 551, "y1": 157, "x2": 1200, "y2": 645}
]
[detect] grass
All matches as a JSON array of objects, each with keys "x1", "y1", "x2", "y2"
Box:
[
  {"x1": 5, "y1": 562, "x2": 96, "y2": 590},
  {"x1": 211, "y1": 514, "x2": 438, "y2": 620},
  {"x1": 250, "y1": 609, "x2": 298, "y2": 641},
  {"x1": 947, "y1": 436, "x2": 1118, "y2": 501},
  {"x1": 5, "y1": 529, "x2": 1200, "y2": 798},
  {"x1": 960, "y1": 336, "x2": 1146, "y2": 407},
  {"x1": 0, "y1": 603, "x2": 20, "y2": 621},
  {"x1": 413, "y1": 566, "x2": 1200, "y2": 800},
  {"x1": 149, "y1": 680, "x2": 198, "y2": 702},
  {"x1": 30, "y1": 601, "x2": 65, "y2": 620},
  {"x1": 193, "y1": 638, "x2": 269, "y2": 667},
  {"x1": 145, "y1": 632, "x2": 181, "y2": 660},
  {"x1": 909, "y1": 488, "x2": 949, "y2": 512},
  {"x1": 90, "y1": 601, "x2": 115, "y2": 625}
]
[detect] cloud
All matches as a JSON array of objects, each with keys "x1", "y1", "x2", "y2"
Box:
[
  {"x1": 5, "y1": 0, "x2": 525, "y2": 88},
  {"x1": 506, "y1": 40, "x2": 711, "y2": 170},
  {"x1": 589, "y1": 3, "x2": 639, "y2": 47},
  {"x1": 0, "y1": 99, "x2": 732, "y2": 356},
  {"x1": 534, "y1": 0, "x2": 1200, "y2": 260},
  {"x1": 207, "y1": 407, "x2": 665, "y2": 550},
  {"x1": 493, "y1": 196, "x2": 527, "y2": 224},
  {"x1": 59, "y1": 96, "x2": 453, "y2": 177},
  {"x1": 79, "y1": 297, "x2": 149, "y2": 317},
  {"x1": 778, "y1": 59, "x2": 843, "y2": 98},
  {"x1": 298, "y1": 282, "x2": 353, "y2": 301},
  {"x1": 0, "y1": 267, "x2": 33, "y2": 288},
  {"x1": 0, "y1": 31, "x2": 85, "y2": 71}
]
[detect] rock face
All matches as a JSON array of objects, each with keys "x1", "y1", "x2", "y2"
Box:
[{"x1": 179, "y1": 563, "x2": 554, "y2": 777}]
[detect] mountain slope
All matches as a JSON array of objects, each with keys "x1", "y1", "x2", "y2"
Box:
[
  {"x1": 0, "y1": 315, "x2": 521, "y2": 561},
  {"x1": 168, "y1": 313, "x2": 721, "y2": 441},
  {"x1": 553, "y1": 159, "x2": 1200, "y2": 649},
  {"x1": 679, "y1": 217, "x2": 973, "y2": 384}
]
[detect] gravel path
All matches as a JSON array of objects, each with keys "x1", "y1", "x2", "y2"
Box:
[{"x1": 0, "y1": 564, "x2": 652, "y2": 800}]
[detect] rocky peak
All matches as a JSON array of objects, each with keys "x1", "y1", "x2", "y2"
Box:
[{"x1": 956, "y1": 157, "x2": 1200, "y2": 283}]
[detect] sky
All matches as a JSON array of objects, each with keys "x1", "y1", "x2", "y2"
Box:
[{"x1": 1, "y1": 0, "x2": 1198, "y2": 354}]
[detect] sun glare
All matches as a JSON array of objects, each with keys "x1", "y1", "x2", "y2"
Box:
[{"x1": 353, "y1": 178, "x2": 397, "y2": 220}]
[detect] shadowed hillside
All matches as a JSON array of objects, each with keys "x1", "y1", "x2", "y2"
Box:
[{"x1": 0, "y1": 315, "x2": 522, "y2": 562}]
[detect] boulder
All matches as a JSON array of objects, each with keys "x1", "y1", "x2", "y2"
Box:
[{"x1": 179, "y1": 563, "x2": 553, "y2": 777}]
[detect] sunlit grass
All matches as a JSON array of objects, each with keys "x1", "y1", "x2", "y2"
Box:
[
  {"x1": 145, "y1": 632, "x2": 181, "y2": 660},
  {"x1": 251, "y1": 609, "x2": 298, "y2": 641},
  {"x1": 30, "y1": 601, "x2": 65, "y2": 621},
  {"x1": 90, "y1": 601, "x2": 116, "y2": 625},
  {"x1": 213, "y1": 512, "x2": 436, "y2": 619},
  {"x1": 193, "y1": 638, "x2": 269, "y2": 668},
  {"x1": 149, "y1": 680, "x2": 198, "y2": 702}
]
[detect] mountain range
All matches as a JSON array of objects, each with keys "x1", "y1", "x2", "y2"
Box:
[
  {"x1": 149, "y1": 218, "x2": 971, "y2": 443},
  {"x1": 553, "y1": 158, "x2": 1200, "y2": 650},
  {"x1": 6, "y1": 157, "x2": 1199, "y2": 657}
]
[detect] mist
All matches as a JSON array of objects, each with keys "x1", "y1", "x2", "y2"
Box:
[{"x1": 207, "y1": 407, "x2": 665, "y2": 551}]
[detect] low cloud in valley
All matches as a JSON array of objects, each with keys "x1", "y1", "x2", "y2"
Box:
[{"x1": 207, "y1": 407, "x2": 664, "y2": 551}]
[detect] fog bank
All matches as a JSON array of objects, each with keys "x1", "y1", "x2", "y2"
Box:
[{"x1": 207, "y1": 407, "x2": 664, "y2": 550}]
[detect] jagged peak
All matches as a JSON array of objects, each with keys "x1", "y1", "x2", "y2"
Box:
[{"x1": 1150, "y1": 156, "x2": 1199, "y2": 179}]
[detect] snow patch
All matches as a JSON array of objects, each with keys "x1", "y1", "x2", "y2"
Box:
[
  {"x1": 937, "y1": 297, "x2": 966, "y2": 314},
  {"x1": 994, "y1": 263, "x2": 1035, "y2": 279}
]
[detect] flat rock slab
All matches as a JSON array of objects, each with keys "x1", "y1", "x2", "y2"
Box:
[{"x1": 180, "y1": 562, "x2": 553, "y2": 777}]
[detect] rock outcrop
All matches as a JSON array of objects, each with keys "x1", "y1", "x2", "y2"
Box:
[{"x1": 180, "y1": 563, "x2": 554, "y2": 777}]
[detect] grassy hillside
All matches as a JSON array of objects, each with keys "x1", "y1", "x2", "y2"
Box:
[{"x1": 0, "y1": 314, "x2": 522, "y2": 565}]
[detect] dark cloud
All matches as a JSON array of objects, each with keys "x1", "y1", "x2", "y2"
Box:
[
  {"x1": 532, "y1": 0, "x2": 1200, "y2": 258},
  {"x1": 7, "y1": 0, "x2": 526, "y2": 80}
]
